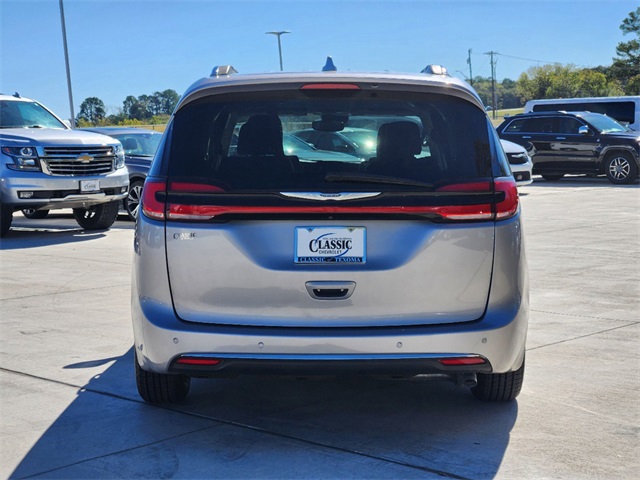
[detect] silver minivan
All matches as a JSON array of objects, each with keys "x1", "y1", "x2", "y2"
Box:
[{"x1": 132, "y1": 66, "x2": 528, "y2": 403}]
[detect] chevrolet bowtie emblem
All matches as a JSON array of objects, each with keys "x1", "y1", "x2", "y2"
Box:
[{"x1": 77, "y1": 153, "x2": 94, "y2": 163}]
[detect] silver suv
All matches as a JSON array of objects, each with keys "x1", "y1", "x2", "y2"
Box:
[
  {"x1": 132, "y1": 65, "x2": 529, "y2": 403},
  {"x1": 0, "y1": 94, "x2": 129, "y2": 236}
]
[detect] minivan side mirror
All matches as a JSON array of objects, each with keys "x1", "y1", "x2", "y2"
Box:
[{"x1": 578, "y1": 126, "x2": 591, "y2": 135}]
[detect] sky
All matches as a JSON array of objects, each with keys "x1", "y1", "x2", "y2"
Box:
[{"x1": 0, "y1": 0, "x2": 635, "y2": 121}]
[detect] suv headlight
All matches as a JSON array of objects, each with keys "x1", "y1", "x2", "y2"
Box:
[
  {"x1": 1, "y1": 146, "x2": 42, "y2": 171},
  {"x1": 114, "y1": 144, "x2": 125, "y2": 169}
]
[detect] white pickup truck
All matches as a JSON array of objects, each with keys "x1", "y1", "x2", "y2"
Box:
[{"x1": 0, "y1": 94, "x2": 129, "y2": 236}]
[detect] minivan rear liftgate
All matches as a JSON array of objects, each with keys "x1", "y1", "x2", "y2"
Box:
[{"x1": 143, "y1": 177, "x2": 518, "y2": 328}]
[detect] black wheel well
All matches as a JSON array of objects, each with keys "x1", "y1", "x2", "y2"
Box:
[{"x1": 129, "y1": 175, "x2": 147, "y2": 184}]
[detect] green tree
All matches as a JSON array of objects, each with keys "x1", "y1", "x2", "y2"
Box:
[
  {"x1": 611, "y1": 7, "x2": 640, "y2": 93},
  {"x1": 76, "y1": 97, "x2": 106, "y2": 125},
  {"x1": 157, "y1": 89, "x2": 179, "y2": 114}
]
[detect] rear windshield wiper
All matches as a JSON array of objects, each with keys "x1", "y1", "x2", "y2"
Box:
[{"x1": 325, "y1": 173, "x2": 433, "y2": 189}]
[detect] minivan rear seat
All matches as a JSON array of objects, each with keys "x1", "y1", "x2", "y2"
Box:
[{"x1": 217, "y1": 114, "x2": 299, "y2": 189}]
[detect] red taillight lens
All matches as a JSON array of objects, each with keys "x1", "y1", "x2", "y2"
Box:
[
  {"x1": 175, "y1": 357, "x2": 222, "y2": 366},
  {"x1": 439, "y1": 357, "x2": 487, "y2": 366},
  {"x1": 494, "y1": 177, "x2": 519, "y2": 220},
  {"x1": 141, "y1": 179, "x2": 167, "y2": 220},
  {"x1": 436, "y1": 181, "x2": 492, "y2": 192},
  {"x1": 170, "y1": 182, "x2": 225, "y2": 193}
]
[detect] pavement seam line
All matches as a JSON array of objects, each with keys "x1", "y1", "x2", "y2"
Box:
[
  {"x1": 1, "y1": 367, "x2": 469, "y2": 480},
  {"x1": 530, "y1": 308, "x2": 640, "y2": 322},
  {"x1": 526, "y1": 321, "x2": 639, "y2": 351},
  {"x1": 0, "y1": 284, "x2": 130, "y2": 301}
]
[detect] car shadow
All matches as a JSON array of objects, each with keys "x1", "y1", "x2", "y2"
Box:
[
  {"x1": 1, "y1": 214, "x2": 133, "y2": 250},
  {"x1": 11, "y1": 347, "x2": 518, "y2": 479}
]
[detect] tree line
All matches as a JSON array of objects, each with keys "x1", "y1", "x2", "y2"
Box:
[
  {"x1": 77, "y1": 8, "x2": 639, "y2": 125},
  {"x1": 76, "y1": 89, "x2": 179, "y2": 127}
]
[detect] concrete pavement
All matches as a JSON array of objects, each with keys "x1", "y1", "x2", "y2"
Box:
[{"x1": 1, "y1": 177, "x2": 638, "y2": 479}]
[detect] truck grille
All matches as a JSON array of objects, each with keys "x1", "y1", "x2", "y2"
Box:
[{"x1": 42, "y1": 146, "x2": 115, "y2": 176}]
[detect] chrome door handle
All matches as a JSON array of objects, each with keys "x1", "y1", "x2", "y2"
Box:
[
  {"x1": 522, "y1": 136, "x2": 532, "y2": 139},
  {"x1": 556, "y1": 137, "x2": 566, "y2": 140}
]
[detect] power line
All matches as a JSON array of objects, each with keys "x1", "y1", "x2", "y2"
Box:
[{"x1": 473, "y1": 51, "x2": 593, "y2": 69}]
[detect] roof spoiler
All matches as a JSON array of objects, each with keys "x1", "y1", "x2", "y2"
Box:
[{"x1": 210, "y1": 65, "x2": 238, "y2": 77}]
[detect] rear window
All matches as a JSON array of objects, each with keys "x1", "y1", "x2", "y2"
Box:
[{"x1": 168, "y1": 89, "x2": 493, "y2": 192}]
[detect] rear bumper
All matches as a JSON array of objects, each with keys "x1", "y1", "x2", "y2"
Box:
[{"x1": 133, "y1": 294, "x2": 528, "y2": 375}]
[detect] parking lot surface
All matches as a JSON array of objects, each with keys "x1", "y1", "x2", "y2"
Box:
[{"x1": 1, "y1": 177, "x2": 639, "y2": 479}]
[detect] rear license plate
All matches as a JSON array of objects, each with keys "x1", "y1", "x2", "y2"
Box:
[
  {"x1": 295, "y1": 227, "x2": 366, "y2": 264},
  {"x1": 80, "y1": 180, "x2": 100, "y2": 193}
]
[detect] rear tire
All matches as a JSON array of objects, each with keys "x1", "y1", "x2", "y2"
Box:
[
  {"x1": 471, "y1": 358, "x2": 525, "y2": 401},
  {"x1": 604, "y1": 152, "x2": 638, "y2": 184},
  {"x1": 1, "y1": 202, "x2": 13, "y2": 237},
  {"x1": 21, "y1": 208, "x2": 49, "y2": 219},
  {"x1": 135, "y1": 352, "x2": 190, "y2": 403},
  {"x1": 73, "y1": 201, "x2": 120, "y2": 230},
  {"x1": 541, "y1": 174, "x2": 564, "y2": 181}
]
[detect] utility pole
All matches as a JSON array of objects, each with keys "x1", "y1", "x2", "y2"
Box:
[
  {"x1": 467, "y1": 49, "x2": 473, "y2": 86},
  {"x1": 59, "y1": 0, "x2": 75, "y2": 127},
  {"x1": 485, "y1": 51, "x2": 498, "y2": 119},
  {"x1": 265, "y1": 31, "x2": 290, "y2": 71}
]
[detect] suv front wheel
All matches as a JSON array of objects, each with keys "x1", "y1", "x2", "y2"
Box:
[
  {"x1": 0, "y1": 202, "x2": 13, "y2": 237},
  {"x1": 73, "y1": 201, "x2": 120, "y2": 230},
  {"x1": 124, "y1": 179, "x2": 144, "y2": 221},
  {"x1": 605, "y1": 152, "x2": 639, "y2": 184}
]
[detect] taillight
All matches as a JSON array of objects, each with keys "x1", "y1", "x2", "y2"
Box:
[
  {"x1": 170, "y1": 182, "x2": 225, "y2": 193},
  {"x1": 141, "y1": 178, "x2": 167, "y2": 220},
  {"x1": 161, "y1": 179, "x2": 519, "y2": 222},
  {"x1": 494, "y1": 177, "x2": 519, "y2": 220}
]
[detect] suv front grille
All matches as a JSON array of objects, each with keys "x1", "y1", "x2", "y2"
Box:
[{"x1": 42, "y1": 146, "x2": 115, "y2": 176}]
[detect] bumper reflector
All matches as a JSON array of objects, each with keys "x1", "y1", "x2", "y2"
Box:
[
  {"x1": 438, "y1": 357, "x2": 487, "y2": 366},
  {"x1": 175, "y1": 357, "x2": 222, "y2": 366}
]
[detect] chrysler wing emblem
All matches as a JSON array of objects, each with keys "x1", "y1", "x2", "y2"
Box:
[{"x1": 77, "y1": 153, "x2": 94, "y2": 163}]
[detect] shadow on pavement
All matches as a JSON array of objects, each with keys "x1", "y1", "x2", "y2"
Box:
[
  {"x1": 1, "y1": 215, "x2": 132, "y2": 250},
  {"x1": 11, "y1": 347, "x2": 518, "y2": 479}
]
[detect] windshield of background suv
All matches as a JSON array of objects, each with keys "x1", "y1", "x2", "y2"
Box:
[
  {"x1": 168, "y1": 90, "x2": 493, "y2": 192},
  {"x1": 581, "y1": 113, "x2": 629, "y2": 134},
  {"x1": 112, "y1": 133, "x2": 162, "y2": 156},
  {"x1": 0, "y1": 100, "x2": 66, "y2": 129}
]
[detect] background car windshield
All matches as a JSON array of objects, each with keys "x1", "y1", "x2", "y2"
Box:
[
  {"x1": 0, "y1": 100, "x2": 66, "y2": 129},
  {"x1": 169, "y1": 91, "x2": 492, "y2": 192},
  {"x1": 582, "y1": 113, "x2": 629, "y2": 134},
  {"x1": 112, "y1": 133, "x2": 162, "y2": 156}
]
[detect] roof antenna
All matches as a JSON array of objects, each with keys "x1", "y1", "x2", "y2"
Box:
[
  {"x1": 322, "y1": 56, "x2": 337, "y2": 72},
  {"x1": 13, "y1": 92, "x2": 21, "y2": 98}
]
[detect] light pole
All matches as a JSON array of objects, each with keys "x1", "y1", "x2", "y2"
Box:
[
  {"x1": 59, "y1": 0, "x2": 75, "y2": 127},
  {"x1": 265, "y1": 31, "x2": 290, "y2": 71}
]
